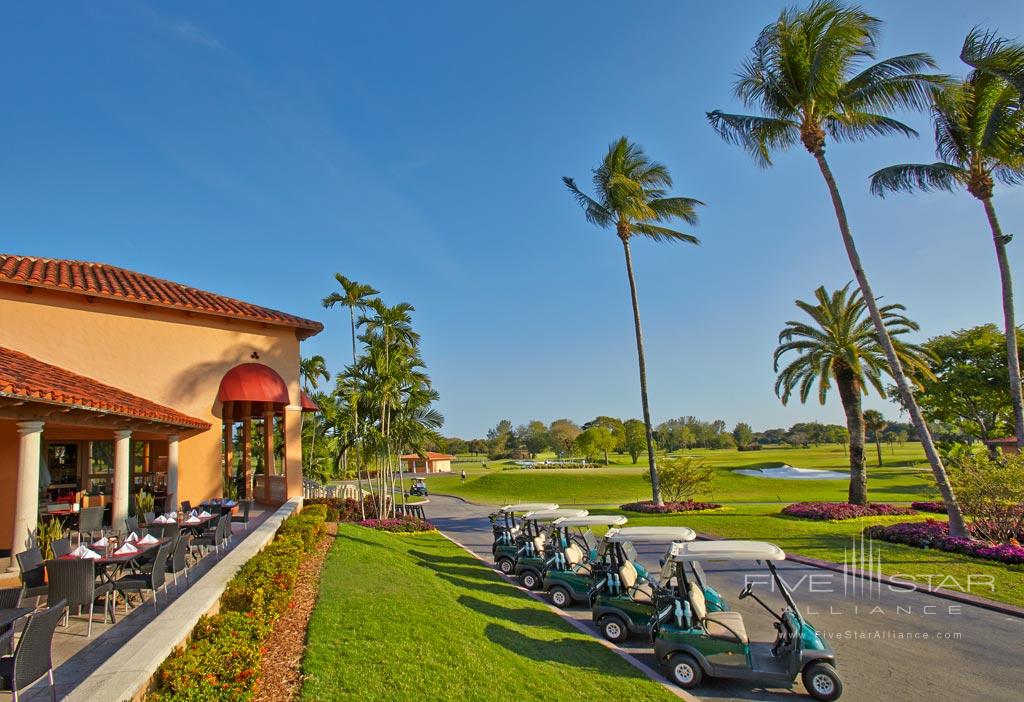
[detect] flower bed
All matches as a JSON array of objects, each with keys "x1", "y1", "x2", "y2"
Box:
[
  {"x1": 911, "y1": 501, "x2": 947, "y2": 514},
  {"x1": 781, "y1": 502, "x2": 914, "y2": 521},
  {"x1": 863, "y1": 519, "x2": 1024, "y2": 565},
  {"x1": 358, "y1": 516, "x2": 435, "y2": 533},
  {"x1": 146, "y1": 505, "x2": 328, "y2": 701},
  {"x1": 620, "y1": 500, "x2": 722, "y2": 514}
]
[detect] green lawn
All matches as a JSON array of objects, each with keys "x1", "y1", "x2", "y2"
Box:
[
  {"x1": 431, "y1": 443, "x2": 935, "y2": 505},
  {"x1": 301, "y1": 525, "x2": 680, "y2": 701}
]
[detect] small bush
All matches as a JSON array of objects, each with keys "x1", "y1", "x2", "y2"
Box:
[
  {"x1": 357, "y1": 516, "x2": 435, "y2": 533},
  {"x1": 642, "y1": 457, "x2": 715, "y2": 503},
  {"x1": 947, "y1": 450, "x2": 1024, "y2": 543},
  {"x1": 911, "y1": 501, "x2": 947, "y2": 514},
  {"x1": 781, "y1": 502, "x2": 914, "y2": 521},
  {"x1": 864, "y1": 519, "x2": 1024, "y2": 565},
  {"x1": 620, "y1": 500, "x2": 722, "y2": 514}
]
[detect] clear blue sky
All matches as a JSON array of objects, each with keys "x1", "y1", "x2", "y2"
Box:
[{"x1": 2, "y1": 1, "x2": 1022, "y2": 438}]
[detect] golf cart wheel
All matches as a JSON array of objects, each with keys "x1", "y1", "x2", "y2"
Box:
[
  {"x1": 666, "y1": 652, "x2": 703, "y2": 690},
  {"x1": 548, "y1": 586, "x2": 571, "y2": 608},
  {"x1": 497, "y1": 558, "x2": 514, "y2": 575},
  {"x1": 802, "y1": 662, "x2": 843, "y2": 701},
  {"x1": 520, "y1": 571, "x2": 540, "y2": 590},
  {"x1": 599, "y1": 615, "x2": 628, "y2": 643}
]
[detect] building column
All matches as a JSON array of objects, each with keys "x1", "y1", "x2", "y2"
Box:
[
  {"x1": 242, "y1": 417, "x2": 252, "y2": 501},
  {"x1": 112, "y1": 429, "x2": 132, "y2": 532},
  {"x1": 223, "y1": 422, "x2": 234, "y2": 488},
  {"x1": 262, "y1": 411, "x2": 274, "y2": 502},
  {"x1": 8, "y1": 421, "x2": 44, "y2": 572},
  {"x1": 284, "y1": 405, "x2": 303, "y2": 500},
  {"x1": 166, "y1": 434, "x2": 180, "y2": 511}
]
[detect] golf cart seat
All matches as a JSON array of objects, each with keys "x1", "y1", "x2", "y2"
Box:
[
  {"x1": 619, "y1": 560, "x2": 655, "y2": 604},
  {"x1": 564, "y1": 543, "x2": 593, "y2": 575},
  {"x1": 532, "y1": 535, "x2": 545, "y2": 555},
  {"x1": 689, "y1": 582, "x2": 748, "y2": 644}
]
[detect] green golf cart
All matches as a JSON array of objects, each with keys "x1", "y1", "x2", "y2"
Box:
[
  {"x1": 653, "y1": 540, "x2": 842, "y2": 701},
  {"x1": 541, "y1": 515, "x2": 630, "y2": 607},
  {"x1": 513, "y1": 509, "x2": 589, "y2": 589},
  {"x1": 489, "y1": 503, "x2": 558, "y2": 575},
  {"x1": 590, "y1": 526, "x2": 706, "y2": 643},
  {"x1": 409, "y1": 478, "x2": 429, "y2": 497}
]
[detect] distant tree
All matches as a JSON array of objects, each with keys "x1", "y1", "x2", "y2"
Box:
[
  {"x1": 642, "y1": 456, "x2": 716, "y2": 503},
  {"x1": 445, "y1": 437, "x2": 469, "y2": 455},
  {"x1": 467, "y1": 438, "x2": 488, "y2": 456},
  {"x1": 863, "y1": 410, "x2": 888, "y2": 467},
  {"x1": 486, "y1": 419, "x2": 514, "y2": 457},
  {"x1": 519, "y1": 420, "x2": 551, "y2": 457},
  {"x1": 706, "y1": 432, "x2": 736, "y2": 450},
  {"x1": 549, "y1": 419, "x2": 582, "y2": 456},
  {"x1": 732, "y1": 422, "x2": 754, "y2": 448},
  {"x1": 576, "y1": 426, "x2": 617, "y2": 464},
  {"x1": 757, "y1": 428, "x2": 788, "y2": 445},
  {"x1": 622, "y1": 419, "x2": 647, "y2": 464},
  {"x1": 564, "y1": 137, "x2": 703, "y2": 506},
  {"x1": 583, "y1": 416, "x2": 626, "y2": 453}
]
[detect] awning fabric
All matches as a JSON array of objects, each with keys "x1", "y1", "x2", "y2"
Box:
[{"x1": 217, "y1": 363, "x2": 289, "y2": 405}]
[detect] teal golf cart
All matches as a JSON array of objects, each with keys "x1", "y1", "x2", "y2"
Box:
[
  {"x1": 513, "y1": 509, "x2": 589, "y2": 589},
  {"x1": 489, "y1": 503, "x2": 558, "y2": 575},
  {"x1": 653, "y1": 540, "x2": 842, "y2": 701},
  {"x1": 541, "y1": 515, "x2": 630, "y2": 607},
  {"x1": 590, "y1": 526, "x2": 704, "y2": 643}
]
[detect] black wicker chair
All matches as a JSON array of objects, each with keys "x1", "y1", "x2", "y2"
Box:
[
  {"x1": 15, "y1": 549, "x2": 47, "y2": 605},
  {"x1": 50, "y1": 538, "x2": 71, "y2": 558},
  {"x1": 167, "y1": 535, "x2": 190, "y2": 588},
  {"x1": 190, "y1": 515, "x2": 224, "y2": 559},
  {"x1": 77, "y1": 506, "x2": 104, "y2": 542},
  {"x1": 231, "y1": 501, "x2": 252, "y2": 532},
  {"x1": 180, "y1": 500, "x2": 191, "y2": 514},
  {"x1": 112, "y1": 542, "x2": 172, "y2": 613},
  {"x1": 143, "y1": 511, "x2": 156, "y2": 525},
  {"x1": 124, "y1": 516, "x2": 139, "y2": 535},
  {"x1": 0, "y1": 588, "x2": 21, "y2": 656},
  {"x1": 0, "y1": 599, "x2": 65, "y2": 702},
  {"x1": 45, "y1": 559, "x2": 114, "y2": 638}
]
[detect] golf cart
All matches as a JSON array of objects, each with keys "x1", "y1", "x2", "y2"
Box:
[
  {"x1": 541, "y1": 515, "x2": 630, "y2": 606},
  {"x1": 489, "y1": 503, "x2": 558, "y2": 574},
  {"x1": 409, "y1": 478, "x2": 429, "y2": 497},
  {"x1": 653, "y1": 540, "x2": 842, "y2": 701},
  {"x1": 513, "y1": 509, "x2": 589, "y2": 589},
  {"x1": 591, "y1": 526, "x2": 710, "y2": 643}
]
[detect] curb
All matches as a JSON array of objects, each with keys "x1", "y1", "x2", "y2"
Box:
[{"x1": 436, "y1": 531, "x2": 698, "y2": 702}]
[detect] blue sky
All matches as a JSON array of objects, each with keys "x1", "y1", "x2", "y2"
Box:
[{"x1": 2, "y1": 1, "x2": 1022, "y2": 438}]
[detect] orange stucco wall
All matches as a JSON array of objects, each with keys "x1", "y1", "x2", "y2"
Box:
[{"x1": 0, "y1": 284, "x2": 311, "y2": 549}]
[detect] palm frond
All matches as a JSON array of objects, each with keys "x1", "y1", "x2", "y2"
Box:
[
  {"x1": 961, "y1": 27, "x2": 1024, "y2": 97},
  {"x1": 562, "y1": 177, "x2": 613, "y2": 228},
  {"x1": 631, "y1": 223, "x2": 700, "y2": 244},
  {"x1": 869, "y1": 162, "x2": 966, "y2": 197},
  {"x1": 706, "y1": 112, "x2": 799, "y2": 168}
]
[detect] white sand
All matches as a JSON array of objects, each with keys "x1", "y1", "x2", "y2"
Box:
[{"x1": 734, "y1": 464, "x2": 848, "y2": 480}]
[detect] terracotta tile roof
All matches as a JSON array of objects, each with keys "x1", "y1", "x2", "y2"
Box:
[
  {"x1": 400, "y1": 451, "x2": 455, "y2": 460},
  {"x1": 0, "y1": 346, "x2": 211, "y2": 429},
  {"x1": 0, "y1": 254, "x2": 323, "y2": 338}
]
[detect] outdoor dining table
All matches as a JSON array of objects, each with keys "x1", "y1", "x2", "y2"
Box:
[
  {"x1": 60, "y1": 537, "x2": 171, "y2": 584},
  {"x1": 0, "y1": 607, "x2": 34, "y2": 630}
]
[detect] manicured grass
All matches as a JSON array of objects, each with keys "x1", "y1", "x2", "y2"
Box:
[
  {"x1": 430, "y1": 443, "x2": 934, "y2": 505},
  {"x1": 301, "y1": 525, "x2": 680, "y2": 702},
  {"x1": 588, "y1": 505, "x2": 1024, "y2": 608}
]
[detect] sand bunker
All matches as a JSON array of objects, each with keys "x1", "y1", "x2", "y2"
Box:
[{"x1": 734, "y1": 464, "x2": 848, "y2": 480}]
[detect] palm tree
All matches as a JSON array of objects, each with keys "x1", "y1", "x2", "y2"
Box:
[
  {"x1": 863, "y1": 409, "x2": 887, "y2": 467},
  {"x1": 870, "y1": 71, "x2": 1024, "y2": 448},
  {"x1": 775, "y1": 285, "x2": 934, "y2": 504},
  {"x1": 707, "y1": 0, "x2": 969, "y2": 536},
  {"x1": 563, "y1": 137, "x2": 703, "y2": 505},
  {"x1": 961, "y1": 28, "x2": 1024, "y2": 97},
  {"x1": 299, "y1": 355, "x2": 331, "y2": 477}
]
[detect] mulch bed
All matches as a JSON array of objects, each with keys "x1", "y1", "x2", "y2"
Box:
[{"x1": 254, "y1": 522, "x2": 336, "y2": 702}]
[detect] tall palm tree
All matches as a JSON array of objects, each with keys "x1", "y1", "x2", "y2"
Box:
[
  {"x1": 299, "y1": 355, "x2": 331, "y2": 476},
  {"x1": 564, "y1": 137, "x2": 703, "y2": 505},
  {"x1": 707, "y1": 0, "x2": 969, "y2": 536},
  {"x1": 961, "y1": 28, "x2": 1024, "y2": 97},
  {"x1": 870, "y1": 71, "x2": 1024, "y2": 448},
  {"x1": 863, "y1": 409, "x2": 887, "y2": 467},
  {"x1": 775, "y1": 285, "x2": 934, "y2": 504}
]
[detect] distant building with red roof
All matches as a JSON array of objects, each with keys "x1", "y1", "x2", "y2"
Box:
[{"x1": 400, "y1": 451, "x2": 455, "y2": 474}]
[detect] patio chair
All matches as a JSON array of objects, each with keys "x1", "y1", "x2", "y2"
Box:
[
  {"x1": 50, "y1": 538, "x2": 71, "y2": 558},
  {"x1": 231, "y1": 501, "x2": 252, "y2": 531},
  {"x1": 124, "y1": 516, "x2": 139, "y2": 535},
  {"x1": 0, "y1": 588, "x2": 21, "y2": 656},
  {"x1": 15, "y1": 549, "x2": 47, "y2": 605},
  {"x1": 190, "y1": 516, "x2": 223, "y2": 560},
  {"x1": 77, "y1": 506, "x2": 104, "y2": 543},
  {"x1": 143, "y1": 511, "x2": 156, "y2": 525},
  {"x1": 45, "y1": 559, "x2": 114, "y2": 638},
  {"x1": 180, "y1": 500, "x2": 191, "y2": 514},
  {"x1": 166, "y1": 535, "x2": 190, "y2": 588},
  {"x1": 112, "y1": 542, "x2": 171, "y2": 613},
  {"x1": 0, "y1": 599, "x2": 65, "y2": 702}
]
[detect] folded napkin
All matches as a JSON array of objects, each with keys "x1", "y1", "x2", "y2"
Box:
[
  {"x1": 168, "y1": 511, "x2": 177, "y2": 519},
  {"x1": 185, "y1": 516, "x2": 201, "y2": 524},
  {"x1": 92, "y1": 536, "x2": 108, "y2": 548},
  {"x1": 126, "y1": 531, "x2": 140, "y2": 543},
  {"x1": 199, "y1": 510, "x2": 212, "y2": 518},
  {"x1": 114, "y1": 542, "x2": 138, "y2": 556},
  {"x1": 139, "y1": 533, "x2": 159, "y2": 545},
  {"x1": 190, "y1": 509, "x2": 199, "y2": 517},
  {"x1": 71, "y1": 545, "x2": 101, "y2": 560},
  {"x1": 153, "y1": 515, "x2": 169, "y2": 524}
]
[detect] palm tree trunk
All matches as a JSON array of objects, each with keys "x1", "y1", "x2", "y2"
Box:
[
  {"x1": 813, "y1": 150, "x2": 969, "y2": 536},
  {"x1": 982, "y1": 198, "x2": 1024, "y2": 448},
  {"x1": 835, "y1": 371, "x2": 867, "y2": 505},
  {"x1": 620, "y1": 234, "x2": 662, "y2": 505},
  {"x1": 875, "y1": 435, "x2": 882, "y2": 468}
]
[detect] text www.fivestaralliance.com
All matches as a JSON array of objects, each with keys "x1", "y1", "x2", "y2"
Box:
[{"x1": 823, "y1": 630, "x2": 962, "y2": 641}]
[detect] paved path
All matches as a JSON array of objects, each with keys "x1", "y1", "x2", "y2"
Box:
[{"x1": 426, "y1": 494, "x2": 1021, "y2": 702}]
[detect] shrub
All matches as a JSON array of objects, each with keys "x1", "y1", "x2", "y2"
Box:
[
  {"x1": 781, "y1": 502, "x2": 914, "y2": 521},
  {"x1": 911, "y1": 501, "x2": 947, "y2": 514},
  {"x1": 864, "y1": 519, "x2": 1024, "y2": 565},
  {"x1": 641, "y1": 456, "x2": 715, "y2": 503},
  {"x1": 147, "y1": 507, "x2": 327, "y2": 701},
  {"x1": 946, "y1": 450, "x2": 1024, "y2": 543},
  {"x1": 357, "y1": 516, "x2": 435, "y2": 533},
  {"x1": 620, "y1": 500, "x2": 722, "y2": 514},
  {"x1": 305, "y1": 496, "x2": 384, "y2": 522},
  {"x1": 737, "y1": 444, "x2": 763, "y2": 452}
]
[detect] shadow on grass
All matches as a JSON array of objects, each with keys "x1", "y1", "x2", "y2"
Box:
[
  {"x1": 434, "y1": 572, "x2": 519, "y2": 596},
  {"x1": 483, "y1": 622, "x2": 650, "y2": 678},
  {"x1": 458, "y1": 594, "x2": 560, "y2": 628},
  {"x1": 408, "y1": 549, "x2": 480, "y2": 567}
]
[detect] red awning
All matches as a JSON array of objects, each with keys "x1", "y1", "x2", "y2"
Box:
[
  {"x1": 217, "y1": 363, "x2": 289, "y2": 405},
  {"x1": 300, "y1": 391, "x2": 320, "y2": 412}
]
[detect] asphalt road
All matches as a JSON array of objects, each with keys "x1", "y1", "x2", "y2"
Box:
[{"x1": 423, "y1": 494, "x2": 1022, "y2": 702}]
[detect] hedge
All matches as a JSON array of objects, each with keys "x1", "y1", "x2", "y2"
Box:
[{"x1": 146, "y1": 506, "x2": 327, "y2": 701}]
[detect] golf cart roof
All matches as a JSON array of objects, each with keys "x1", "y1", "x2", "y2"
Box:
[
  {"x1": 668, "y1": 540, "x2": 786, "y2": 562},
  {"x1": 553, "y1": 515, "x2": 628, "y2": 528},
  {"x1": 522, "y1": 509, "x2": 589, "y2": 522},
  {"x1": 499, "y1": 503, "x2": 559, "y2": 513},
  {"x1": 604, "y1": 526, "x2": 696, "y2": 543}
]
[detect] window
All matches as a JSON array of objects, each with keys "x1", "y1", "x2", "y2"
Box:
[
  {"x1": 88, "y1": 440, "x2": 114, "y2": 493},
  {"x1": 46, "y1": 443, "x2": 79, "y2": 486}
]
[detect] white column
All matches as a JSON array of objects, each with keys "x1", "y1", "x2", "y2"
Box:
[
  {"x1": 166, "y1": 434, "x2": 180, "y2": 512},
  {"x1": 8, "y1": 421, "x2": 44, "y2": 571},
  {"x1": 112, "y1": 429, "x2": 132, "y2": 532}
]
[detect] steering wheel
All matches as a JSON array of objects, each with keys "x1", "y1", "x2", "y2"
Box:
[{"x1": 739, "y1": 582, "x2": 754, "y2": 600}]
